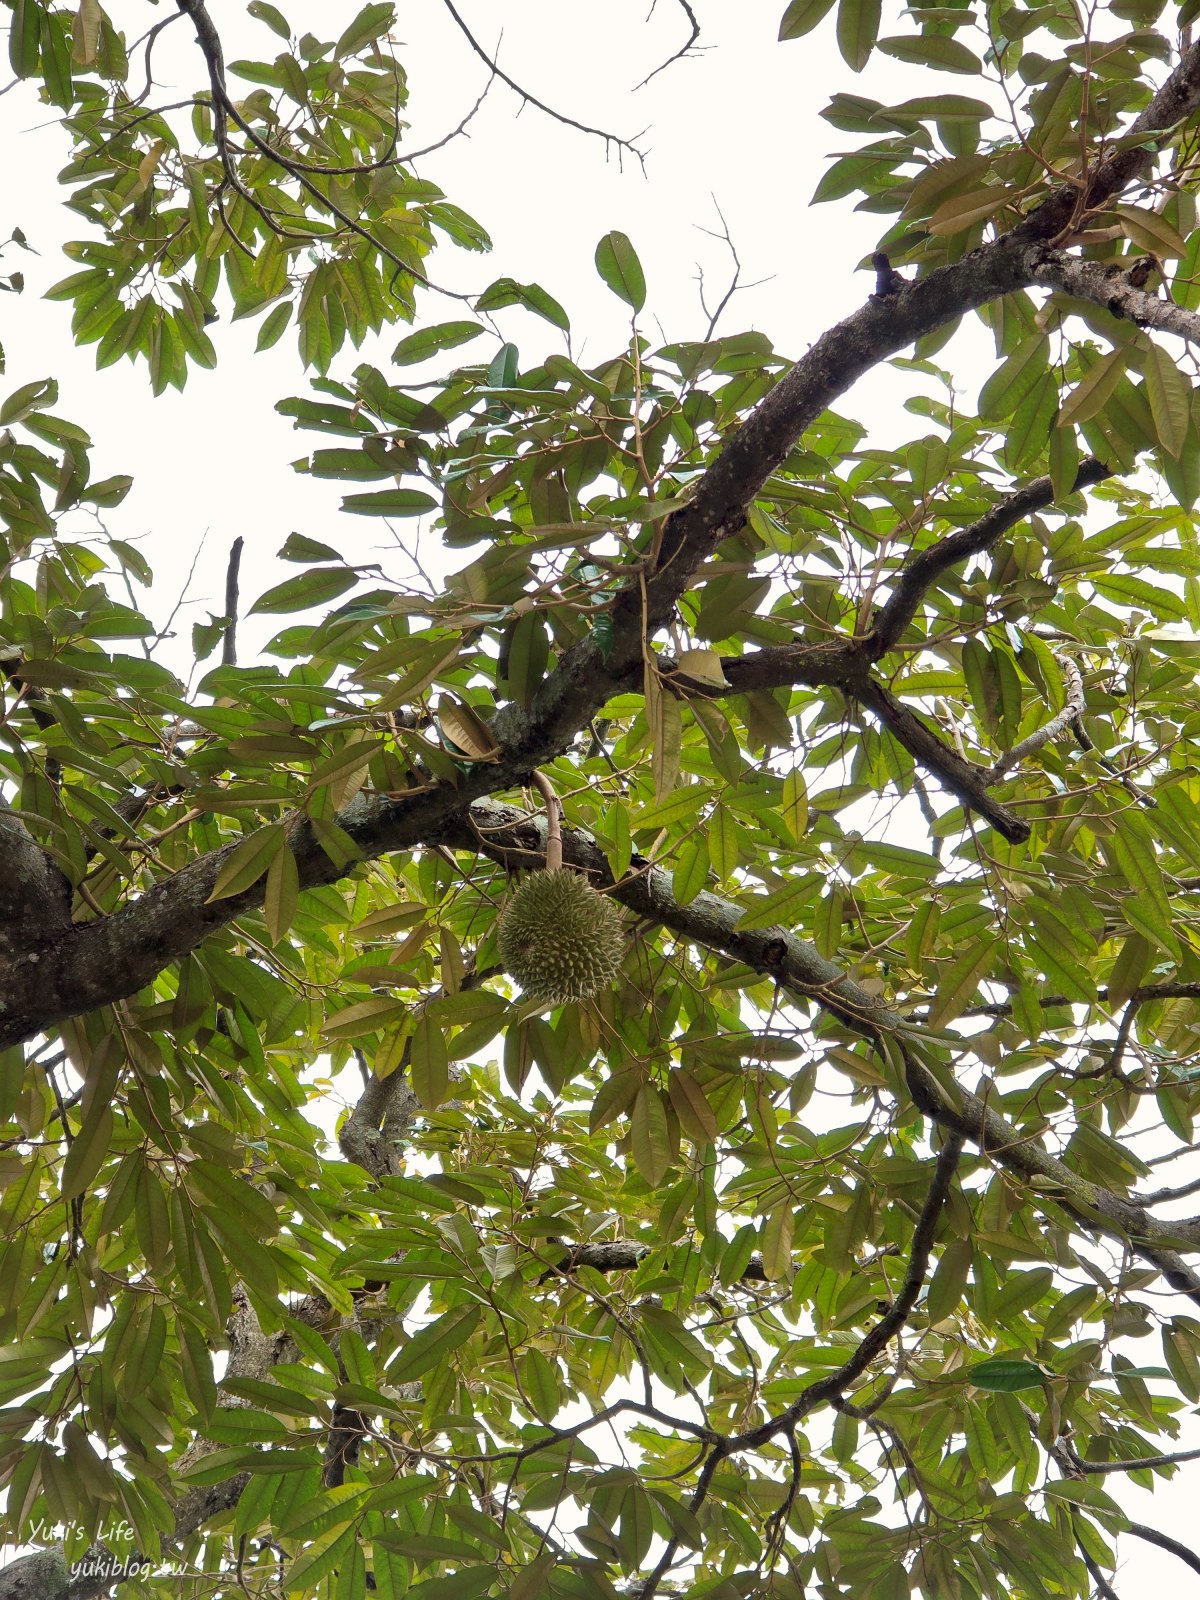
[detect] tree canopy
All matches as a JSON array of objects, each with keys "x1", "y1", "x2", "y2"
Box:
[{"x1": 8, "y1": 0, "x2": 1200, "y2": 1596}]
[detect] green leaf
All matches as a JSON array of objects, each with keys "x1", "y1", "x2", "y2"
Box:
[
  {"x1": 594, "y1": 232, "x2": 647, "y2": 313},
  {"x1": 255, "y1": 301, "x2": 292, "y2": 351},
  {"x1": 929, "y1": 186, "x2": 1005, "y2": 237},
  {"x1": 779, "y1": 0, "x2": 838, "y2": 38},
  {"x1": 392, "y1": 320, "x2": 485, "y2": 364},
  {"x1": 782, "y1": 769, "x2": 808, "y2": 841},
  {"x1": 1107, "y1": 810, "x2": 1183, "y2": 960},
  {"x1": 475, "y1": 278, "x2": 570, "y2": 332},
  {"x1": 1059, "y1": 349, "x2": 1125, "y2": 427},
  {"x1": 504, "y1": 611, "x2": 550, "y2": 708},
  {"x1": 250, "y1": 566, "x2": 357, "y2": 614},
  {"x1": 386, "y1": 1304, "x2": 481, "y2": 1384},
  {"x1": 927, "y1": 937, "x2": 994, "y2": 1028},
  {"x1": 667, "y1": 1068, "x2": 717, "y2": 1144},
  {"x1": 61, "y1": 1103, "x2": 113, "y2": 1201},
  {"x1": 410, "y1": 1012, "x2": 449, "y2": 1108},
  {"x1": 877, "y1": 33, "x2": 980, "y2": 72},
  {"x1": 335, "y1": 3, "x2": 395, "y2": 58},
  {"x1": 672, "y1": 834, "x2": 710, "y2": 906},
  {"x1": 1116, "y1": 204, "x2": 1190, "y2": 260},
  {"x1": 978, "y1": 336, "x2": 1048, "y2": 423},
  {"x1": 630, "y1": 1085, "x2": 671, "y2": 1186},
  {"x1": 837, "y1": 0, "x2": 882, "y2": 72},
  {"x1": 761, "y1": 1202, "x2": 795, "y2": 1280},
  {"x1": 340, "y1": 488, "x2": 438, "y2": 516},
  {"x1": 967, "y1": 1358, "x2": 1045, "y2": 1392},
  {"x1": 9, "y1": 0, "x2": 41, "y2": 78},
  {"x1": 1142, "y1": 341, "x2": 1190, "y2": 457},
  {"x1": 248, "y1": 2, "x2": 291, "y2": 39}
]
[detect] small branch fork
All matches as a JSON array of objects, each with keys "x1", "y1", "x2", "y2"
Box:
[
  {"x1": 686, "y1": 457, "x2": 1114, "y2": 842},
  {"x1": 636, "y1": 1135, "x2": 964, "y2": 1598},
  {"x1": 174, "y1": 0, "x2": 437, "y2": 286}
]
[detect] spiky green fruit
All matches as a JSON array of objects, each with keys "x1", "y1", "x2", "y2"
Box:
[{"x1": 497, "y1": 870, "x2": 625, "y2": 1003}]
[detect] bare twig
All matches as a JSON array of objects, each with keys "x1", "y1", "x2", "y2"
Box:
[
  {"x1": 221, "y1": 535, "x2": 243, "y2": 668},
  {"x1": 439, "y1": 0, "x2": 648, "y2": 168},
  {"x1": 634, "y1": 0, "x2": 703, "y2": 90}
]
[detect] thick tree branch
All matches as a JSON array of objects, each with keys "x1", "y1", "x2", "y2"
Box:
[
  {"x1": 8, "y1": 42, "x2": 1200, "y2": 1070},
  {"x1": 447, "y1": 801, "x2": 1200, "y2": 1304},
  {"x1": 856, "y1": 679, "x2": 1031, "y2": 840},
  {"x1": 490, "y1": 40, "x2": 1200, "y2": 776},
  {"x1": 0, "y1": 797, "x2": 71, "y2": 958},
  {"x1": 552, "y1": 1240, "x2": 769, "y2": 1281},
  {"x1": 1027, "y1": 246, "x2": 1200, "y2": 340}
]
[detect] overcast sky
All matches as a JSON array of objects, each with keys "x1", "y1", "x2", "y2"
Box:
[{"x1": 0, "y1": 2, "x2": 1192, "y2": 1588}]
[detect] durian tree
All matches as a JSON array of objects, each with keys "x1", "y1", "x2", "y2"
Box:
[{"x1": 10, "y1": 0, "x2": 1200, "y2": 1596}]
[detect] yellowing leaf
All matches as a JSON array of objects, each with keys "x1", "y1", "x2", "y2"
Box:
[
  {"x1": 72, "y1": 0, "x2": 101, "y2": 66},
  {"x1": 673, "y1": 648, "x2": 729, "y2": 690},
  {"x1": 436, "y1": 694, "x2": 499, "y2": 762}
]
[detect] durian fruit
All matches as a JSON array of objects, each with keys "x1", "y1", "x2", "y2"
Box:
[{"x1": 497, "y1": 870, "x2": 625, "y2": 1003}]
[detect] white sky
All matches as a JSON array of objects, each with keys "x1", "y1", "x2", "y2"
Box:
[{"x1": 0, "y1": 0, "x2": 1194, "y2": 1590}]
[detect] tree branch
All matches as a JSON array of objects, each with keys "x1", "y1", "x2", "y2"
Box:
[
  {"x1": 1026, "y1": 246, "x2": 1200, "y2": 341},
  {"x1": 0, "y1": 796, "x2": 72, "y2": 958},
  {"x1": 439, "y1": 0, "x2": 647, "y2": 166},
  {"x1": 865, "y1": 459, "x2": 1111, "y2": 657},
  {"x1": 991, "y1": 652, "x2": 1085, "y2": 780},
  {"x1": 220, "y1": 535, "x2": 243, "y2": 668},
  {"x1": 1127, "y1": 1521, "x2": 1200, "y2": 1578},
  {"x1": 856, "y1": 678, "x2": 1031, "y2": 841},
  {"x1": 636, "y1": 1135, "x2": 963, "y2": 1599},
  {"x1": 447, "y1": 801, "x2": 1200, "y2": 1304}
]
